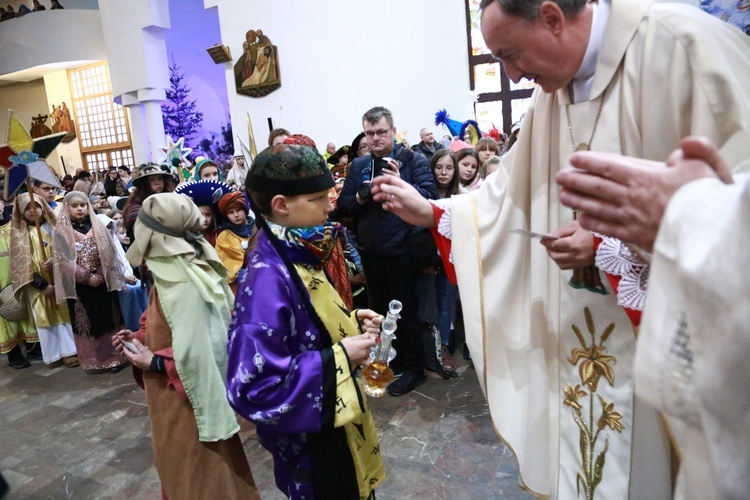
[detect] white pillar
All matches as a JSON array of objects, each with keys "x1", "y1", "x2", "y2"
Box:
[
  {"x1": 122, "y1": 93, "x2": 150, "y2": 165},
  {"x1": 139, "y1": 88, "x2": 167, "y2": 164},
  {"x1": 99, "y1": 0, "x2": 170, "y2": 166}
]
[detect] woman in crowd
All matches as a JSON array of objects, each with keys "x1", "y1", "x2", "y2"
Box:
[
  {"x1": 350, "y1": 131, "x2": 369, "y2": 159},
  {"x1": 224, "y1": 156, "x2": 248, "y2": 191},
  {"x1": 54, "y1": 191, "x2": 130, "y2": 372},
  {"x1": 104, "y1": 167, "x2": 129, "y2": 197},
  {"x1": 117, "y1": 166, "x2": 133, "y2": 190}
]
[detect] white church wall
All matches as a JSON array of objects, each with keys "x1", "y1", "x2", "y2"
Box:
[
  {"x1": 0, "y1": 79, "x2": 49, "y2": 144},
  {"x1": 205, "y1": 0, "x2": 473, "y2": 152}
]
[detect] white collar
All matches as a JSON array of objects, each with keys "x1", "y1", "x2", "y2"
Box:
[{"x1": 570, "y1": 0, "x2": 610, "y2": 103}]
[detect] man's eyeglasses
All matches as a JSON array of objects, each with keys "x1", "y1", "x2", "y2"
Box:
[{"x1": 364, "y1": 129, "x2": 390, "y2": 139}]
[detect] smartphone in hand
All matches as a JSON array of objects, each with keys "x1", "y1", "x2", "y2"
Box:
[{"x1": 122, "y1": 339, "x2": 140, "y2": 354}]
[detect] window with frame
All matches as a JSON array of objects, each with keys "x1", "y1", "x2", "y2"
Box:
[
  {"x1": 68, "y1": 62, "x2": 135, "y2": 172},
  {"x1": 465, "y1": 0, "x2": 536, "y2": 135}
]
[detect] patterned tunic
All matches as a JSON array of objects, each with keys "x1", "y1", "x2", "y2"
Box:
[{"x1": 227, "y1": 232, "x2": 383, "y2": 499}]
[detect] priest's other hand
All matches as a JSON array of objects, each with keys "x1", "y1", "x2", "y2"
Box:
[
  {"x1": 372, "y1": 175, "x2": 435, "y2": 228},
  {"x1": 556, "y1": 137, "x2": 732, "y2": 252},
  {"x1": 541, "y1": 220, "x2": 595, "y2": 270}
]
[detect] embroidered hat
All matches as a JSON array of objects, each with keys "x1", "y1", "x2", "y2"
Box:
[
  {"x1": 283, "y1": 134, "x2": 317, "y2": 149},
  {"x1": 246, "y1": 143, "x2": 335, "y2": 196},
  {"x1": 175, "y1": 179, "x2": 234, "y2": 207}
]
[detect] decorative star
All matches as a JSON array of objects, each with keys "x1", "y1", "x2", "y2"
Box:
[
  {"x1": 1, "y1": 110, "x2": 64, "y2": 198},
  {"x1": 161, "y1": 135, "x2": 192, "y2": 166},
  {"x1": 9, "y1": 151, "x2": 39, "y2": 167}
]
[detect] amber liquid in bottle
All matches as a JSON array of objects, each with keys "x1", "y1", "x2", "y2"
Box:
[
  {"x1": 362, "y1": 359, "x2": 394, "y2": 396},
  {"x1": 362, "y1": 301, "x2": 401, "y2": 398}
]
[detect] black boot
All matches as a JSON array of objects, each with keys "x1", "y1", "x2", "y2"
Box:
[
  {"x1": 7, "y1": 345, "x2": 31, "y2": 369},
  {"x1": 25, "y1": 342, "x2": 43, "y2": 361}
]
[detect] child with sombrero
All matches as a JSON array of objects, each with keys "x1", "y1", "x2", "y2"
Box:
[{"x1": 174, "y1": 179, "x2": 234, "y2": 247}]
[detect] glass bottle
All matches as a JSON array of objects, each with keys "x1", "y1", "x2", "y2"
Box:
[{"x1": 362, "y1": 300, "x2": 402, "y2": 397}]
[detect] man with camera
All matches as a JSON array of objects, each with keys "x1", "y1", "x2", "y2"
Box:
[{"x1": 338, "y1": 106, "x2": 437, "y2": 396}]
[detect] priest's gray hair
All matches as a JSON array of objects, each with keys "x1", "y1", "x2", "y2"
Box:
[{"x1": 479, "y1": 0, "x2": 588, "y2": 20}]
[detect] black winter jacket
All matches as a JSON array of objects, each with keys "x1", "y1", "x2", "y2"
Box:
[
  {"x1": 338, "y1": 143, "x2": 437, "y2": 256},
  {"x1": 411, "y1": 141, "x2": 444, "y2": 162}
]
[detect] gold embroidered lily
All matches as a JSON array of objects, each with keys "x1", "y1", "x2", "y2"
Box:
[
  {"x1": 568, "y1": 344, "x2": 616, "y2": 391},
  {"x1": 597, "y1": 395, "x2": 624, "y2": 432},
  {"x1": 563, "y1": 384, "x2": 588, "y2": 412}
]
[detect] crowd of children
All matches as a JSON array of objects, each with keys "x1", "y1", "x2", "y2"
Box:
[{"x1": 1, "y1": 129, "x2": 506, "y2": 498}]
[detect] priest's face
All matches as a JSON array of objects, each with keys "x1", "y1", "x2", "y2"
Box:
[{"x1": 481, "y1": 1, "x2": 582, "y2": 93}]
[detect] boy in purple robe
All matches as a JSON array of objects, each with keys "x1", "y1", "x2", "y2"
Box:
[{"x1": 226, "y1": 142, "x2": 386, "y2": 499}]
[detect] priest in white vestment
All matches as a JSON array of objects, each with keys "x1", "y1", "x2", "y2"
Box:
[{"x1": 372, "y1": 0, "x2": 750, "y2": 497}]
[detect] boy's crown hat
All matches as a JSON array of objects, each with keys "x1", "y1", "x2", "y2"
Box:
[{"x1": 246, "y1": 140, "x2": 334, "y2": 196}]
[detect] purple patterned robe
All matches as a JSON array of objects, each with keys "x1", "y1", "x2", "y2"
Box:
[{"x1": 226, "y1": 232, "x2": 377, "y2": 499}]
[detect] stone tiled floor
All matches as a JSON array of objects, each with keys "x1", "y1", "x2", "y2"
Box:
[{"x1": 0, "y1": 353, "x2": 533, "y2": 499}]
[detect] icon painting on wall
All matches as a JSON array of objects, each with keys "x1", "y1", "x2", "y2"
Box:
[
  {"x1": 234, "y1": 29, "x2": 281, "y2": 97},
  {"x1": 50, "y1": 102, "x2": 76, "y2": 143}
]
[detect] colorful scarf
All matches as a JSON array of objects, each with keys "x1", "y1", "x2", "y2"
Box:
[{"x1": 267, "y1": 221, "x2": 342, "y2": 263}]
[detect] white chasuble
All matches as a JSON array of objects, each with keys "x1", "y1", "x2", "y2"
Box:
[
  {"x1": 637, "y1": 174, "x2": 750, "y2": 500},
  {"x1": 449, "y1": 0, "x2": 750, "y2": 498}
]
